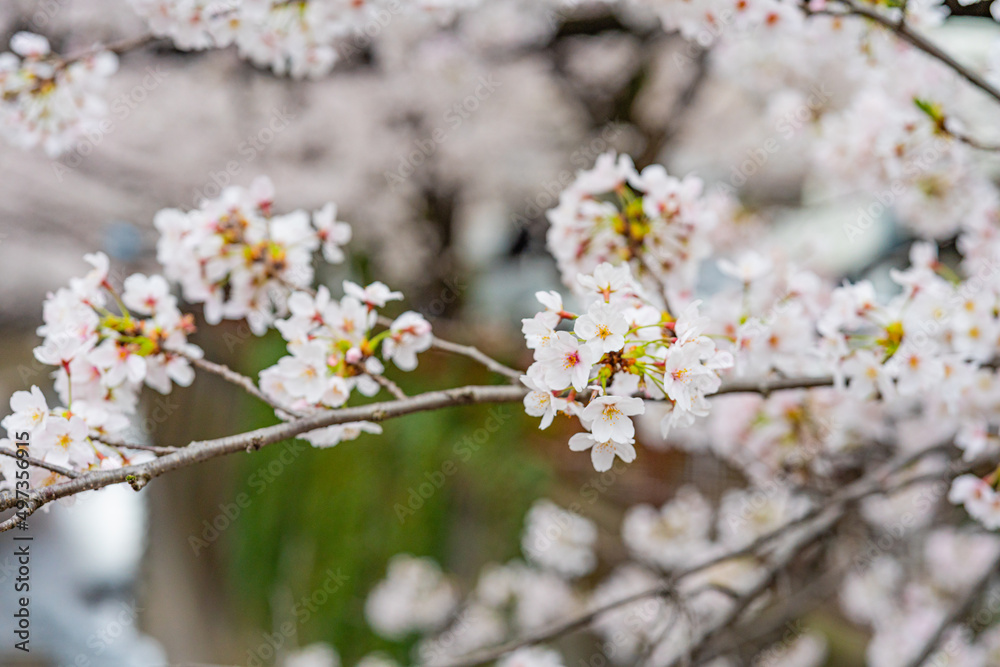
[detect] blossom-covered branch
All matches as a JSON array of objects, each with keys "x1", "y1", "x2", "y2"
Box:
[{"x1": 0, "y1": 383, "x2": 527, "y2": 533}]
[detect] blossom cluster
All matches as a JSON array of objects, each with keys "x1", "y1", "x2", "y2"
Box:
[
  {"x1": 128, "y1": 0, "x2": 478, "y2": 79},
  {"x1": 545, "y1": 152, "x2": 721, "y2": 305},
  {"x1": 536, "y1": 142, "x2": 1000, "y2": 534},
  {"x1": 0, "y1": 252, "x2": 202, "y2": 486},
  {"x1": 0, "y1": 32, "x2": 117, "y2": 157},
  {"x1": 521, "y1": 260, "x2": 733, "y2": 471},
  {"x1": 258, "y1": 280, "x2": 433, "y2": 446},
  {"x1": 685, "y1": 0, "x2": 997, "y2": 242},
  {"x1": 155, "y1": 176, "x2": 351, "y2": 335}
]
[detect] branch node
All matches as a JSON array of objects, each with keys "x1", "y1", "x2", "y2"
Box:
[
  {"x1": 126, "y1": 473, "x2": 151, "y2": 491},
  {"x1": 246, "y1": 435, "x2": 265, "y2": 452}
]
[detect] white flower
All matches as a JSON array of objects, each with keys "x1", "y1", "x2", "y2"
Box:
[
  {"x1": 521, "y1": 500, "x2": 597, "y2": 578},
  {"x1": 521, "y1": 367, "x2": 567, "y2": 430},
  {"x1": 622, "y1": 486, "x2": 714, "y2": 569},
  {"x1": 717, "y1": 485, "x2": 812, "y2": 549},
  {"x1": 581, "y1": 395, "x2": 644, "y2": 443},
  {"x1": 329, "y1": 296, "x2": 375, "y2": 346},
  {"x1": 284, "y1": 643, "x2": 340, "y2": 667},
  {"x1": 522, "y1": 313, "x2": 557, "y2": 350},
  {"x1": 0, "y1": 34, "x2": 118, "y2": 157},
  {"x1": 70, "y1": 252, "x2": 110, "y2": 306},
  {"x1": 662, "y1": 341, "x2": 724, "y2": 413},
  {"x1": 841, "y1": 349, "x2": 894, "y2": 400},
  {"x1": 568, "y1": 432, "x2": 637, "y2": 472},
  {"x1": 571, "y1": 151, "x2": 637, "y2": 195},
  {"x1": 344, "y1": 281, "x2": 402, "y2": 308},
  {"x1": 577, "y1": 262, "x2": 634, "y2": 302},
  {"x1": 313, "y1": 202, "x2": 352, "y2": 263},
  {"x1": 956, "y1": 421, "x2": 993, "y2": 462},
  {"x1": 950, "y1": 475, "x2": 1000, "y2": 530},
  {"x1": 383, "y1": 312, "x2": 433, "y2": 371},
  {"x1": 35, "y1": 414, "x2": 94, "y2": 468},
  {"x1": 365, "y1": 555, "x2": 458, "y2": 640},
  {"x1": 535, "y1": 290, "x2": 566, "y2": 327},
  {"x1": 718, "y1": 251, "x2": 773, "y2": 284},
  {"x1": 302, "y1": 421, "x2": 381, "y2": 448},
  {"x1": 10, "y1": 32, "x2": 50, "y2": 58},
  {"x1": 1, "y1": 386, "x2": 49, "y2": 434},
  {"x1": 535, "y1": 332, "x2": 597, "y2": 391},
  {"x1": 275, "y1": 340, "x2": 331, "y2": 404},
  {"x1": 87, "y1": 339, "x2": 148, "y2": 386},
  {"x1": 122, "y1": 274, "x2": 176, "y2": 316},
  {"x1": 497, "y1": 647, "x2": 565, "y2": 667},
  {"x1": 574, "y1": 301, "x2": 629, "y2": 354}
]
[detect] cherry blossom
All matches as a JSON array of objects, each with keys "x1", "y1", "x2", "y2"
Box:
[
  {"x1": 521, "y1": 500, "x2": 597, "y2": 578},
  {"x1": 567, "y1": 432, "x2": 637, "y2": 471},
  {"x1": 365, "y1": 554, "x2": 458, "y2": 640},
  {"x1": 0, "y1": 32, "x2": 118, "y2": 156},
  {"x1": 383, "y1": 312, "x2": 434, "y2": 371}
]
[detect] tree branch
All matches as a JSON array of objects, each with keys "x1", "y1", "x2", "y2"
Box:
[
  {"x1": 371, "y1": 373, "x2": 408, "y2": 400},
  {"x1": 0, "y1": 372, "x2": 886, "y2": 533},
  {"x1": 63, "y1": 33, "x2": 156, "y2": 64},
  {"x1": 433, "y1": 443, "x2": 980, "y2": 667},
  {"x1": 428, "y1": 336, "x2": 523, "y2": 381},
  {"x1": 713, "y1": 375, "x2": 833, "y2": 396},
  {"x1": 0, "y1": 384, "x2": 529, "y2": 532},
  {"x1": 181, "y1": 352, "x2": 306, "y2": 419},
  {"x1": 0, "y1": 447, "x2": 79, "y2": 479},
  {"x1": 90, "y1": 435, "x2": 180, "y2": 456}
]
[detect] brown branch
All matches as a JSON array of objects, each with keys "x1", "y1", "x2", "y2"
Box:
[
  {"x1": 182, "y1": 353, "x2": 306, "y2": 419},
  {"x1": 666, "y1": 512, "x2": 842, "y2": 667},
  {"x1": 90, "y1": 435, "x2": 180, "y2": 456},
  {"x1": 429, "y1": 336, "x2": 523, "y2": 381},
  {"x1": 62, "y1": 33, "x2": 156, "y2": 64},
  {"x1": 0, "y1": 369, "x2": 905, "y2": 534},
  {"x1": 0, "y1": 384, "x2": 529, "y2": 532},
  {"x1": 371, "y1": 373, "x2": 408, "y2": 400},
  {"x1": 713, "y1": 375, "x2": 833, "y2": 396},
  {"x1": 433, "y1": 443, "x2": 976, "y2": 667},
  {"x1": 376, "y1": 314, "x2": 522, "y2": 381}
]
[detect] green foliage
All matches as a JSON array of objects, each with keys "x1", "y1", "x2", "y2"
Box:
[{"x1": 223, "y1": 334, "x2": 550, "y2": 663}]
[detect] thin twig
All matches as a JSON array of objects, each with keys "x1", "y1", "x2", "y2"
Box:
[
  {"x1": 670, "y1": 512, "x2": 843, "y2": 667},
  {"x1": 714, "y1": 375, "x2": 833, "y2": 396},
  {"x1": 376, "y1": 314, "x2": 522, "y2": 381},
  {"x1": 950, "y1": 128, "x2": 1000, "y2": 152},
  {"x1": 0, "y1": 447, "x2": 79, "y2": 479},
  {"x1": 91, "y1": 435, "x2": 180, "y2": 456},
  {"x1": 372, "y1": 373, "x2": 408, "y2": 400},
  {"x1": 63, "y1": 33, "x2": 156, "y2": 63},
  {"x1": 182, "y1": 353, "x2": 306, "y2": 419},
  {"x1": 429, "y1": 336, "x2": 523, "y2": 381}
]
